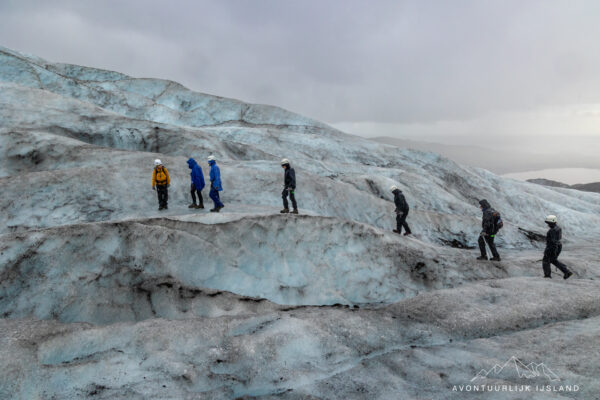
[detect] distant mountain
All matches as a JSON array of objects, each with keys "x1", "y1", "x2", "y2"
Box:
[
  {"x1": 371, "y1": 136, "x2": 600, "y2": 175},
  {"x1": 527, "y1": 178, "x2": 600, "y2": 193},
  {"x1": 527, "y1": 178, "x2": 570, "y2": 188},
  {"x1": 572, "y1": 182, "x2": 600, "y2": 193}
]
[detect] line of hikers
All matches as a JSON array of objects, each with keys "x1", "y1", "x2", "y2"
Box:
[
  {"x1": 152, "y1": 156, "x2": 297, "y2": 214},
  {"x1": 389, "y1": 186, "x2": 573, "y2": 280},
  {"x1": 152, "y1": 158, "x2": 573, "y2": 279}
]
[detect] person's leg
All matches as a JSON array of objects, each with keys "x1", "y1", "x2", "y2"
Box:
[
  {"x1": 395, "y1": 214, "x2": 403, "y2": 234},
  {"x1": 190, "y1": 183, "x2": 197, "y2": 206},
  {"x1": 209, "y1": 188, "x2": 219, "y2": 209},
  {"x1": 215, "y1": 190, "x2": 224, "y2": 208},
  {"x1": 478, "y1": 235, "x2": 487, "y2": 258},
  {"x1": 157, "y1": 185, "x2": 168, "y2": 208},
  {"x1": 542, "y1": 256, "x2": 552, "y2": 277},
  {"x1": 486, "y1": 236, "x2": 500, "y2": 259},
  {"x1": 281, "y1": 189, "x2": 289, "y2": 210},
  {"x1": 289, "y1": 190, "x2": 297, "y2": 210},
  {"x1": 164, "y1": 186, "x2": 168, "y2": 208},
  {"x1": 400, "y1": 212, "x2": 411, "y2": 234},
  {"x1": 551, "y1": 259, "x2": 570, "y2": 275},
  {"x1": 196, "y1": 190, "x2": 204, "y2": 208}
]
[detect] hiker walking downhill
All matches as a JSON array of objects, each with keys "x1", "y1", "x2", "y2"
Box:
[
  {"x1": 391, "y1": 185, "x2": 411, "y2": 236},
  {"x1": 280, "y1": 158, "x2": 298, "y2": 214},
  {"x1": 152, "y1": 159, "x2": 170, "y2": 210},
  {"x1": 542, "y1": 215, "x2": 573, "y2": 279},
  {"x1": 208, "y1": 155, "x2": 224, "y2": 212},
  {"x1": 477, "y1": 199, "x2": 502, "y2": 261},
  {"x1": 187, "y1": 158, "x2": 205, "y2": 209}
]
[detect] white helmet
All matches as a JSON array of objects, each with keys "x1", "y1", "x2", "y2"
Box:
[
  {"x1": 207, "y1": 155, "x2": 216, "y2": 161},
  {"x1": 154, "y1": 159, "x2": 162, "y2": 166},
  {"x1": 390, "y1": 185, "x2": 399, "y2": 192},
  {"x1": 545, "y1": 215, "x2": 558, "y2": 223},
  {"x1": 280, "y1": 158, "x2": 290, "y2": 165}
]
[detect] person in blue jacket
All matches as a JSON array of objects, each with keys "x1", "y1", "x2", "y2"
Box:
[
  {"x1": 208, "y1": 155, "x2": 224, "y2": 212},
  {"x1": 187, "y1": 158, "x2": 205, "y2": 209}
]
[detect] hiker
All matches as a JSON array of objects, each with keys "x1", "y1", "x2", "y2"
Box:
[
  {"x1": 208, "y1": 155, "x2": 224, "y2": 212},
  {"x1": 477, "y1": 199, "x2": 502, "y2": 261},
  {"x1": 391, "y1": 185, "x2": 411, "y2": 236},
  {"x1": 187, "y1": 158, "x2": 205, "y2": 209},
  {"x1": 280, "y1": 158, "x2": 298, "y2": 214},
  {"x1": 152, "y1": 159, "x2": 170, "y2": 210},
  {"x1": 542, "y1": 215, "x2": 573, "y2": 279}
]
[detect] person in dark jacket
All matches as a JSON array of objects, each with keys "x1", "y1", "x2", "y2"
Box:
[
  {"x1": 187, "y1": 158, "x2": 205, "y2": 209},
  {"x1": 152, "y1": 159, "x2": 170, "y2": 210},
  {"x1": 477, "y1": 199, "x2": 501, "y2": 261},
  {"x1": 542, "y1": 215, "x2": 573, "y2": 279},
  {"x1": 207, "y1": 155, "x2": 224, "y2": 212},
  {"x1": 280, "y1": 158, "x2": 298, "y2": 214},
  {"x1": 391, "y1": 185, "x2": 411, "y2": 236}
]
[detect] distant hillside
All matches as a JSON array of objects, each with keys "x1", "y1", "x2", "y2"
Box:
[
  {"x1": 526, "y1": 178, "x2": 570, "y2": 188},
  {"x1": 527, "y1": 178, "x2": 600, "y2": 193},
  {"x1": 371, "y1": 136, "x2": 600, "y2": 175}
]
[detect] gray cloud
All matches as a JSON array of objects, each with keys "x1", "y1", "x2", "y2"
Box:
[{"x1": 2, "y1": 0, "x2": 600, "y2": 143}]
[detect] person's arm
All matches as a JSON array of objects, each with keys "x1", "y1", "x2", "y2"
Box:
[
  {"x1": 165, "y1": 168, "x2": 170, "y2": 185},
  {"x1": 290, "y1": 169, "x2": 296, "y2": 189},
  {"x1": 152, "y1": 168, "x2": 156, "y2": 188}
]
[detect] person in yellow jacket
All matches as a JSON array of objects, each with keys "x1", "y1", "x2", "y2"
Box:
[{"x1": 152, "y1": 159, "x2": 170, "y2": 210}]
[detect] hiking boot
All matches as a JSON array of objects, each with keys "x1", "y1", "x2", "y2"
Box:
[
  {"x1": 280, "y1": 208, "x2": 289, "y2": 214},
  {"x1": 210, "y1": 208, "x2": 219, "y2": 212},
  {"x1": 544, "y1": 275, "x2": 552, "y2": 279},
  {"x1": 404, "y1": 232, "x2": 411, "y2": 236},
  {"x1": 164, "y1": 205, "x2": 168, "y2": 210},
  {"x1": 564, "y1": 271, "x2": 573, "y2": 280},
  {"x1": 188, "y1": 204, "x2": 197, "y2": 208},
  {"x1": 196, "y1": 204, "x2": 204, "y2": 209},
  {"x1": 490, "y1": 256, "x2": 501, "y2": 261},
  {"x1": 393, "y1": 229, "x2": 401, "y2": 234},
  {"x1": 158, "y1": 206, "x2": 164, "y2": 211},
  {"x1": 476, "y1": 255, "x2": 488, "y2": 260},
  {"x1": 291, "y1": 209, "x2": 299, "y2": 214}
]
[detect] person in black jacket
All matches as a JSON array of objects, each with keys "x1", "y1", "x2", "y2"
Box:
[
  {"x1": 542, "y1": 215, "x2": 573, "y2": 279},
  {"x1": 280, "y1": 159, "x2": 298, "y2": 214},
  {"x1": 477, "y1": 199, "x2": 501, "y2": 261},
  {"x1": 391, "y1": 185, "x2": 411, "y2": 236}
]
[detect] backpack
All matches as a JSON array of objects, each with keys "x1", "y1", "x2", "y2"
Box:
[
  {"x1": 155, "y1": 166, "x2": 168, "y2": 185},
  {"x1": 493, "y1": 211, "x2": 503, "y2": 232}
]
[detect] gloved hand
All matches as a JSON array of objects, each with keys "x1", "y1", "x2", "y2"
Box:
[
  {"x1": 152, "y1": 186, "x2": 156, "y2": 191},
  {"x1": 480, "y1": 231, "x2": 487, "y2": 237},
  {"x1": 167, "y1": 184, "x2": 170, "y2": 188}
]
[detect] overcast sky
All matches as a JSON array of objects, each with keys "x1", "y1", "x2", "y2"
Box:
[{"x1": 1, "y1": 0, "x2": 599, "y2": 154}]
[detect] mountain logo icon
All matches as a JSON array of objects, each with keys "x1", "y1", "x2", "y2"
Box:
[{"x1": 471, "y1": 356, "x2": 560, "y2": 382}]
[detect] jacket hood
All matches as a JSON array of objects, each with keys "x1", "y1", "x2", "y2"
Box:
[
  {"x1": 187, "y1": 158, "x2": 197, "y2": 169},
  {"x1": 479, "y1": 199, "x2": 491, "y2": 209}
]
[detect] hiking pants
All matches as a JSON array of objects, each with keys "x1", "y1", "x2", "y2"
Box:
[
  {"x1": 282, "y1": 188, "x2": 297, "y2": 210},
  {"x1": 156, "y1": 185, "x2": 168, "y2": 208},
  {"x1": 478, "y1": 233, "x2": 499, "y2": 258},
  {"x1": 191, "y1": 183, "x2": 204, "y2": 207},
  {"x1": 543, "y1": 244, "x2": 569, "y2": 276},
  {"x1": 396, "y1": 211, "x2": 411, "y2": 234}
]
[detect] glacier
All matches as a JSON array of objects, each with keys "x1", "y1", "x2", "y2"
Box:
[{"x1": 1, "y1": 45, "x2": 599, "y2": 399}]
